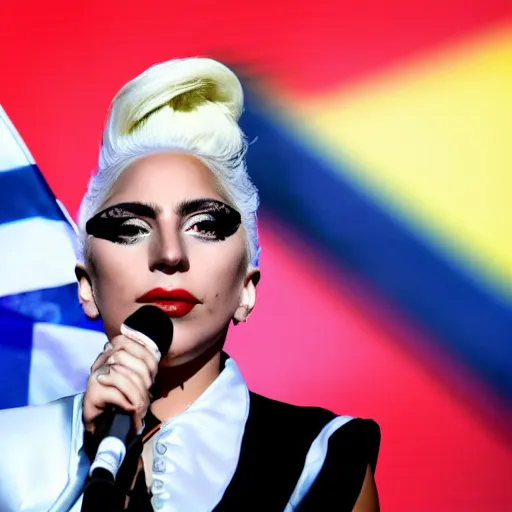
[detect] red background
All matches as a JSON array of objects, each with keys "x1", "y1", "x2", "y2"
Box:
[{"x1": 1, "y1": 2, "x2": 511, "y2": 509}]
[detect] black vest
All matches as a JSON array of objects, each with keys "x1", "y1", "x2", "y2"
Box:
[{"x1": 213, "y1": 392, "x2": 380, "y2": 511}]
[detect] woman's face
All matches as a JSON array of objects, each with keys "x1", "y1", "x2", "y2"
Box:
[{"x1": 77, "y1": 152, "x2": 258, "y2": 366}]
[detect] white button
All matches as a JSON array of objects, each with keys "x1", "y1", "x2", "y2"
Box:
[
  {"x1": 152, "y1": 496, "x2": 163, "y2": 509},
  {"x1": 153, "y1": 459, "x2": 166, "y2": 473},
  {"x1": 155, "y1": 442, "x2": 167, "y2": 455},
  {"x1": 152, "y1": 478, "x2": 163, "y2": 491}
]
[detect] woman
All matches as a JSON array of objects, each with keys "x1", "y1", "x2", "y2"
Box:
[{"x1": 0, "y1": 57, "x2": 380, "y2": 511}]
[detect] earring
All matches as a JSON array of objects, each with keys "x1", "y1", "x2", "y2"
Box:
[{"x1": 241, "y1": 304, "x2": 250, "y2": 322}]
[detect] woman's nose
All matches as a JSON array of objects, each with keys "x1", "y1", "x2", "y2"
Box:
[{"x1": 148, "y1": 228, "x2": 190, "y2": 274}]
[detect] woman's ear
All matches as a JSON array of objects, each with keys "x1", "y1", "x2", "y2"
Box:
[
  {"x1": 75, "y1": 264, "x2": 100, "y2": 319},
  {"x1": 233, "y1": 268, "x2": 260, "y2": 324}
]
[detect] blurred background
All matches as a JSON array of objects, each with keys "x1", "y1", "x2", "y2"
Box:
[{"x1": 0, "y1": 1, "x2": 510, "y2": 510}]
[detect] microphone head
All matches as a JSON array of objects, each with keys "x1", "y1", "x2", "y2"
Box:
[{"x1": 123, "y1": 305, "x2": 173, "y2": 355}]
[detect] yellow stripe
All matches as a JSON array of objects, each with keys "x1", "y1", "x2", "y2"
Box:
[{"x1": 274, "y1": 23, "x2": 512, "y2": 297}]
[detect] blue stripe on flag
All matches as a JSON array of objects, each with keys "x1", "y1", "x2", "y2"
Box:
[
  {"x1": 0, "y1": 109, "x2": 105, "y2": 410},
  {"x1": 0, "y1": 308, "x2": 33, "y2": 409},
  {"x1": 0, "y1": 283, "x2": 105, "y2": 331},
  {"x1": 0, "y1": 164, "x2": 64, "y2": 224},
  {"x1": 241, "y1": 93, "x2": 512, "y2": 403}
]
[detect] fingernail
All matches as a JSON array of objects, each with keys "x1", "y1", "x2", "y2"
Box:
[
  {"x1": 107, "y1": 356, "x2": 116, "y2": 365},
  {"x1": 97, "y1": 373, "x2": 107, "y2": 382}
]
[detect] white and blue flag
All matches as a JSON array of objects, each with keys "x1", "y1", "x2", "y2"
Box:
[{"x1": 0, "y1": 106, "x2": 106, "y2": 410}]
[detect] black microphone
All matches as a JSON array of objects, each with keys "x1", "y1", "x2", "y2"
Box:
[{"x1": 81, "y1": 305, "x2": 173, "y2": 510}]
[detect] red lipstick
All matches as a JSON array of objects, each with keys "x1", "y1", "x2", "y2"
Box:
[{"x1": 136, "y1": 288, "x2": 200, "y2": 318}]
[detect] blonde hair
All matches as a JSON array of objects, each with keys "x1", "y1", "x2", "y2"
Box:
[{"x1": 77, "y1": 57, "x2": 260, "y2": 266}]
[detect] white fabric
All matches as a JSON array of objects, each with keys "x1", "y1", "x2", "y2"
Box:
[
  {"x1": 90, "y1": 436, "x2": 127, "y2": 478},
  {"x1": 29, "y1": 323, "x2": 107, "y2": 405},
  {"x1": 0, "y1": 394, "x2": 87, "y2": 512},
  {"x1": 284, "y1": 415, "x2": 354, "y2": 511},
  {"x1": 0, "y1": 105, "x2": 35, "y2": 172},
  {"x1": 0, "y1": 218, "x2": 78, "y2": 297}
]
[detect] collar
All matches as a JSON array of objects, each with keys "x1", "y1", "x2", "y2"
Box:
[{"x1": 149, "y1": 356, "x2": 250, "y2": 511}]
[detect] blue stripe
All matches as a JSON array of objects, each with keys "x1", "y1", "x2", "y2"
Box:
[
  {"x1": 0, "y1": 284, "x2": 105, "y2": 332},
  {"x1": 0, "y1": 164, "x2": 64, "y2": 224},
  {"x1": 0, "y1": 308, "x2": 33, "y2": 409},
  {"x1": 241, "y1": 93, "x2": 512, "y2": 403}
]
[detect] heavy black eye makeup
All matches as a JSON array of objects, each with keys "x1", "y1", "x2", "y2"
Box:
[
  {"x1": 85, "y1": 202, "x2": 155, "y2": 245},
  {"x1": 179, "y1": 199, "x2": 241, "y2": 241},
  {"x1": 85, "y1": 199, "x2": 241, "y2": 245}
]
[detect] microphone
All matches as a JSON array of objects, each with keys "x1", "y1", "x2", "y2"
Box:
[{"x1": 82, "y1": 305, "x2": 173, "y2": 509}]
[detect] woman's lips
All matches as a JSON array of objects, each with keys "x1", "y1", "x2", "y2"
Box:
[{"x1": 136, "y1": 288, "x2": 200, "y2": 318}]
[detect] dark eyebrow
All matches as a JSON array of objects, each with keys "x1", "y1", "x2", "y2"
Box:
[
  {"x1": 90, "y1": 199, "x2": 237, "y2": 223},
  {"x1": 175, "y1": 198, "x2": 236, "y2": 217},
  {"x1": 100, "y1": 201, "x2": 162, "y2": 218}
]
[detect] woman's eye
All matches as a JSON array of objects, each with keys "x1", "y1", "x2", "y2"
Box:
[
  {"x1": 183, "y1": 210, "x2": 241, "y2": 241},
  {"x1": 186, "y1": 216, "x2": 220, "y2": 240},
  {"x1": 116, "y1": 219, "x2": 151, "y2": 243}
]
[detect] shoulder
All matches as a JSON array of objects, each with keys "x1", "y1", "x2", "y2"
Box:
[
  {"x1": 215, "y1": 392, "x2": 379, "y2": 511},
  {"x1": 293, "y1": 416, "x2": 381, "y2": 511},
  {"x1": 328, "y1": 417, "x2": 381, "y2": 471},
  {"x1": 247, "y1": 392, "x2": 380, "y2": 457},
  {"x1": 0, "y1": 393, "x2": 80, "y2": 446},
  {"x1": 247, "y1": 393, "x2": 381, "y2": 511},
  {"x1": 247, "y1": 392, "x2": 338, "y2": 436},
  {"x1": 245, "y1": 391, "x2": 379, "y2": 449},
  {"x1": 247, "y1": 392, "x2": 379, "y2": 447}
]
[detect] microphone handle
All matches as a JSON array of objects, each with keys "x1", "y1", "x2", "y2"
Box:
[
  {"x1": 81, "y1": 410, "x2": 132, "y2": 512},
  {"x1": 108, "y1": 408, "x2": 133, "y2": 445},
  {"x1": 81, "y1": 468, "x2": 117, "y2": 512},
  {"x1": 91, "y1": 409, "x2": 132, "y2": 477}
]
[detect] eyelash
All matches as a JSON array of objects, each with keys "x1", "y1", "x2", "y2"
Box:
[
  {"x1": 116, "y1": 219, "x2": 151, "y2": 244},
  {"x1": 183, "y1": 213, "x2": 220, "y2": 240}
]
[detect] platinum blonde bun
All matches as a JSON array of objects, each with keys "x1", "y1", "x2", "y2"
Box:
[{"x1": 77, "y1": 57, "x2": 260, "y2": 266}]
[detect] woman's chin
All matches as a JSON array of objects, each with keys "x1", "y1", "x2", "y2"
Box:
[{"x1": 160, "y1": 340, "x2": 222, "y2": 368}]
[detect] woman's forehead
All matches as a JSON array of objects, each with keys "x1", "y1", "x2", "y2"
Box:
[{"x1": 105, "y1": 153, "x2": 230, "y2": 208}]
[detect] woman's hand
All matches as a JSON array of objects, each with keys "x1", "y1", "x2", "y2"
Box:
[{"x1": 82, "y1": 335, "x2": 159, "y2": 434}]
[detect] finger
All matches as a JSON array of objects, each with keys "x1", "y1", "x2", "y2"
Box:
[
  {"x1": 121, "y1": 324, "x2": 161, "y2": 362},
  {"x1": 110, "y1": 336, "x2": 159, "y2": 378},
  {"x1": 95, "y1": 366, "x2": 148, "y2": 413},
  {"x1": 84, "y1": 383, "x2": 135, "y2": 415},
  {"x1": 107, "y1": 350, "x2": 152, "y2": 389},
  {"x1": 90, "y1": 344, "x2": 116, "y2": 373},
  {"x1": 107, "y1": 364, "x2": 150, "y2": 432}
]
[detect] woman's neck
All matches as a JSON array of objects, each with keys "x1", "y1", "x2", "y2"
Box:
[{"x1": 150, "y1": 344, "x2": 223, "y2": 422}]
